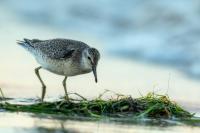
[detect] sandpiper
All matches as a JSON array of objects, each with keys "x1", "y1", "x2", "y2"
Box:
[{"x1": 17, "y1": 38, "x2": 100, "y2": 101}]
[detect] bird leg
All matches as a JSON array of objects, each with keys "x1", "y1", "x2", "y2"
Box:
[
  {"x1": 62, "y1": 76, "x2": 69, "y2": 101},
  {"x1": 35, "y1": 66, "x2": 46, "y2": 102}
]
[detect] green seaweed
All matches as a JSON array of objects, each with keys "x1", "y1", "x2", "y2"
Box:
[{"x1": 0, "y1": 90, "x2": 194, "y2": 119}]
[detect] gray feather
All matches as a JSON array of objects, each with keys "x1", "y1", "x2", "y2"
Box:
[{"x1": 18, "y1": 38, "x2": 90, "y2": 59}]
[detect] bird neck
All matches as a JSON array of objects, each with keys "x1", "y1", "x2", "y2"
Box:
[{"x1": 81, "y1": 50, "x2": 92, "y2": 71}]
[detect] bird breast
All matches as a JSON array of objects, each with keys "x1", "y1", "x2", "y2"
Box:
[{"x1": 35, "y1": 55, "x2": 92, "y2": 77}]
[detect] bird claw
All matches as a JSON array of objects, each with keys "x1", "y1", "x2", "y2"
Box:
[{"x1": 63, "y1": 95, "x2": 70, "y2": 102}]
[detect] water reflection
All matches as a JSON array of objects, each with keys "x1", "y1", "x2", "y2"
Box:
[{"x1": 0, "y1": 112, "x2": 200, "y2": 133}]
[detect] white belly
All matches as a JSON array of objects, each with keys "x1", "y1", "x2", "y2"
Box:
[
  {"x1": 35, "y1": 55, "x2": 91, "y2": 76},
  {"x1": 36, "y1": 56, "x2": 65, "y2": 75}
]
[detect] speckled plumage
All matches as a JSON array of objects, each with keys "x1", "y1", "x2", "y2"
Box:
[
  {"x1": 18, "y1": 38, "x2": 89, "y2": 59},
  {"x1": 17, "y1": 38, "x2": 100, "y2": 101},
  {"x1": 18, "y1": 38, "x2": 99, "y2": 76}
]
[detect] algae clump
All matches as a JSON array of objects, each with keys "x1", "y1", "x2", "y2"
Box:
[{"x1": 0, "y1": 90, "x2": 193, "y2": 119}]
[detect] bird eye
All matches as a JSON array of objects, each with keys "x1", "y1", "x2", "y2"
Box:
[{"x1": 88, "y1": 57, "x2": 91, "y2": 60}]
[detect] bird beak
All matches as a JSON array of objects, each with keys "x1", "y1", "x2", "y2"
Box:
[{"x1": 92, "y1": 66, "x2": 98, "y2": 83}]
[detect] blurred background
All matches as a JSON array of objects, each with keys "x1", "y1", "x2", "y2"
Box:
[{"x1": 0, "y1": 0, "x2": 200, "y2": 111}]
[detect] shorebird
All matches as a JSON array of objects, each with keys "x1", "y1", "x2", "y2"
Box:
[{"x1": 17, "y1": 38, "x2": 100, "y2": 102}]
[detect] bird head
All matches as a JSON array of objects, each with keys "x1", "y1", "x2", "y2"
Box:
[{"x1": 85, "y1": 48, "x2": 100, "y2": 83}]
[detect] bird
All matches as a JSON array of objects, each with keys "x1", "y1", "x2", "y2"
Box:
[{"x1": 17, "y1": 38, "x2": 100, "y2": 102}]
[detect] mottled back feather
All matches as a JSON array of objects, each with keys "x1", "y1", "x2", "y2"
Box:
[{"x1": 18, "y1": 38, "x2": 90, "y2": 59}]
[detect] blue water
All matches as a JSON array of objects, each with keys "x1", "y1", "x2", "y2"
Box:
[{"x1": 2, "y1": 0, "x2": 200, "y2": 78}]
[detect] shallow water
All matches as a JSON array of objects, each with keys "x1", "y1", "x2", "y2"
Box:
[
  {"x1": 0, "y1": 1, "x2": 200, "y2": 132},
  {"x1": 0, "y1": 111, "x2": 200, "y2": 133},
  {"x1": 0, "y1": 96, "x2": 199, "y2": 133}
]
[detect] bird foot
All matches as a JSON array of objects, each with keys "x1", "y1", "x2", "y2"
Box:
[{"x1": 63, "y1": 95, "x2": 70, "y2": 102}]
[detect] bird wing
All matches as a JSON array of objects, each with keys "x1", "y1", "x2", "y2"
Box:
[{"x1": 30, "y1": 38, "x2": 89, "y2": 59}]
